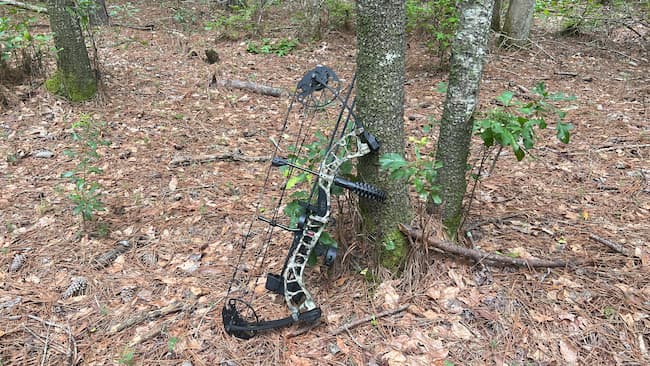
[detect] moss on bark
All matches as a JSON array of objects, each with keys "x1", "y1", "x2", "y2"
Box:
[
  {"x1": 45, "y1": 70, "x2": 96, "y2": 102},
  {"x1": 46, "y1": 0, "x2": 97, "y2": 102},
  {"x1": 379, "y1": 229, "x2": 408, "y2": 269}
]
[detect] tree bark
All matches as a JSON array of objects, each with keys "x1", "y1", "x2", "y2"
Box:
[
  {"x1": 89, "y1": 0, "x2": 109, "y2": 26},
  {"x1": 45, "y1": 0, "x2": 97, "y2": 101},
  {"x1": 500, "y1": 0, "x2": 535, "y2": 48},
  {"x1": 303, "y1": 0, "x2": 324, "y2": 40},
  {"x1": 432, "y1": 0, "x2": 494, "y2": 239},
  {"x1": 356, "y1": 0, "x2": 411, "y2": 270},
  {"x1": 491, "y1": 0, "x2": 503, "y2": 31}
]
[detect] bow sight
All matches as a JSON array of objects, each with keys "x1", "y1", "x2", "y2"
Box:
[{"x1": 222, "y1": 66, "x2": 386, "y2": 339}]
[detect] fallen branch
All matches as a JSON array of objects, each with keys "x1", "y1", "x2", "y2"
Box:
[
  {"x1": 596, "y1": 143, "x2": 650, "y2": 152},
  {"x1": 331, "y1": 304, "x2": 410, "y2": 336},
  {"x1": 210, "y1": 76, "x2": 288, "y2": 97},
  {"x1": 399, "y1": 224, "x2": 581, "y2": 268},
  {"x1": 109, "y1": 301, "x2": 184, "y2": 334},
  {"x1": 588, "y1": 233, "x2": 634, "y2": 257},
  {"x1": 110, "y1": 22, "x2": 155, "y2": 31},
  {"x1": 169, "y1": 150, "x2": 270, "y2": 167},
  {"x1": 129, "y1": 322, "x2": 165, "y2": 346},
  {"x1": 0, "y1": 0, "x2": 47, "y2": 13}
]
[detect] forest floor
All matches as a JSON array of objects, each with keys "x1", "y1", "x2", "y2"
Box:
[{"x1": 1, "y1": 2, "x2": 649, "y2": 365}]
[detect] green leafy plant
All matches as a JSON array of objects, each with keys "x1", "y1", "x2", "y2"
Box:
[
  {"x1": 246, "y1": 38, "x2": 299, "y2": 56},
  {"x1": 380, "y1": 136, "x2": 443, "y2": 204},
  {"x1": 62, "y1": 115, "x2": 110, "y2": 230},
  {"x1": 536, "y1": 0, "x2": 639, "y2": 35},
  {"x1": 323, "y1": 0, "x2": 354, "y2": 30},
  {"x1": 0, "y1": 14, "x2": 50, "y2": 80},
  {"x1": 118, "y1": 347, "x2": 135, "y2": 365},
  {"x1": 475, "y1": 83, "x2": 575, "y2": 161},
  {"x1": 381, "y1": 83, "x2": 575, "y2": 206},
  {"x1": 167, "y1": 337, "x2": 179, "y2": 352},
  {"x1": 405, "y1": 0, "x2": 458, "y2": 65},
  {"x1": 107, "y1": 2, "x2": 141, "y2": 20},
  {"x1": 204, "y1": 5, "x2": 256, "y2": 40}
]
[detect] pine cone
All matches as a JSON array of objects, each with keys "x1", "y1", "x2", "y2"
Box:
[
  {"x1": 61, "y1": 277, "x2": 88, "y2": 299},
  {"x1": 9, "y1": 254, "x2": 26, "y2": 272},
  {"x1": 94, "y1": 240, "x2": 131, "y2": 268}
]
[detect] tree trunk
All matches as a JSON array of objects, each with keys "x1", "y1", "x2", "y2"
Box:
[
  {"x1": 89, "y1": 0, "x2": 109, "y2": 26},
  {"x1": 433, "y1": 0, "x2": 494, "y2": 239},
  {"x1": 45, "y1": 0, "x2": 97, "y2": 102},
  {"x1": 491, "y1": 0, "x2": 503, "y2": 31},
  {"x1": 356, "y1": 0, "x2": 411, "y2": 270},
  {"x1": 303, "y1": 0, "x2": 324, "y2": 40},
  {"x1": 500, "y1": 0, "x2": 535, "y2": 48}
]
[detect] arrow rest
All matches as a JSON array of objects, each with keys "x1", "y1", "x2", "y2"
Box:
[{"x1": 222, "y1": 66, "x2": 386, "y2": 339}]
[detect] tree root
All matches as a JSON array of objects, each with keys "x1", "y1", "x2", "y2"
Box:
[{"x1": 399, "y1": 224, "x2": 586, "y2": 268}]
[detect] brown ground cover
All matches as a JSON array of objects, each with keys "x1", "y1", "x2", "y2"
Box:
[{"x1": 1, "y1": 2, "x2": 648, "y2": 365}]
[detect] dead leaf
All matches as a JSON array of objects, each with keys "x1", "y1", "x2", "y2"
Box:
[
  {"x1": 382, "y1": 350, "x2": 407, "y2": 366},
  {"x1": 447, "y1": 268, "x2": 466, "y2": 289},
  {"x1": 636, "y1": 247, "x2": 649, "y2": 268},
  {"x1": 335, "y1": 336, "x2": 350, "y2": 355},
  {"x1": 530, "y1": 310, "x2": 553, "y2": 323},
  {"x1": 450, "y1": 321, "x2": 473, "y2": 340},
  {"x1": 558, "y1": 312, "x2": 576, "y2": 322},
  {"x1": 640, "y1": 334, "x2": 648, "y2": 356},
  {"x1": 168, "y1": 175, "x2": 178, "y2": 192},
  {"x1": 287, "y1": 355, "x2": 312, "y2": 366},
  {"x1": 620, "y1": 313, "x2": 634, "y2": 328},
  {"x1": 374, "y1": 281, "x2": 400, "y2": 310},
  {"x1": 559, "y1": 339, "x2": 578, "y2": 365}
]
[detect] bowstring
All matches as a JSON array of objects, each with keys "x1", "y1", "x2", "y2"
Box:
[
  {"x1": 303, "y1": 73, "x2": 357, "y2": 207},
  {"x1": 226, "y1": 75, "x2": 332, "y2": 308},
  {"x1": 225, "y1": 94, "x2": 297, "y2": 297}
]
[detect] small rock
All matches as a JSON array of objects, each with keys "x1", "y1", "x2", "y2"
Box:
[
  {"x1": 328, "y1": 342, "x2": 341, "y2": 355},
  {"x1": 32, "y1": 149, "x2": 54, "y2": 158}
]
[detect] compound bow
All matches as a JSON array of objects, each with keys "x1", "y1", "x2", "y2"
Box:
[{"x1": 222, "y1": 66, "x2": 385, "y2": 339}]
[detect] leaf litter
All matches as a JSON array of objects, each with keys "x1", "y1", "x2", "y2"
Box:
[{"x1": 0, "y1": 3, "x2": 648, "y2": 365}]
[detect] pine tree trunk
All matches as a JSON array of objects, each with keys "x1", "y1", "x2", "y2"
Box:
[
  {"x1": 303, "y1": 0, "x2": 323, "y2": 40},
  {"x1": 491, "y1": 0, "x2": 503, "y2": 31},
  {"x1": 45, "y1": 0, "x2": 97, "y2": 101},
  {"x1": 500, "y1": 0, "x2": 535, "y2": 48},
  {"x1": 89, "y1": 0, "x2": 109, "y2": 26},
  {"x1": 433, "y1": 0, "x2": 494, "y2": 239},
  {"x1": 356, "y1": 0, "x2": 411, "y2": 270}
]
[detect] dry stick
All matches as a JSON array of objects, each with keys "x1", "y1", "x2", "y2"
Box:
[
  {"x1": 129, "y1": 322, "x2": 166, "y2": 347},
  {"x1": 588, "y1": 233, "x2": 634, "y2": 257},
  {"x1": 399, "y1": 224, "x2": 582, "y2": 268},
  {"x1": 169, "y1": 152, "x2": 270, "y2": 167},
  {"x1": 27, "y1": 315, "x2": 77, "y2": 362},
  {"x1": 210, "y1": 77, "x2": 288, "y2": 98},
  {"x1": 22, "y1": 326, "x2": 69, "y2": 356},
  {"x1": 596, "y1": 143, "x2": 650, "y2": 152},
  {"x1": 110, "y1": 22, "x2": 155, "y2": 31},
  {"x1": 109, "y1": 301, "x2": 184, "y2": 334},
  {"x1": 0, "y1": 0, "x2": 47, "y2": 13},
  {"x1": 331, "y1": 304, "x2": 411, "y2": 336}
]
